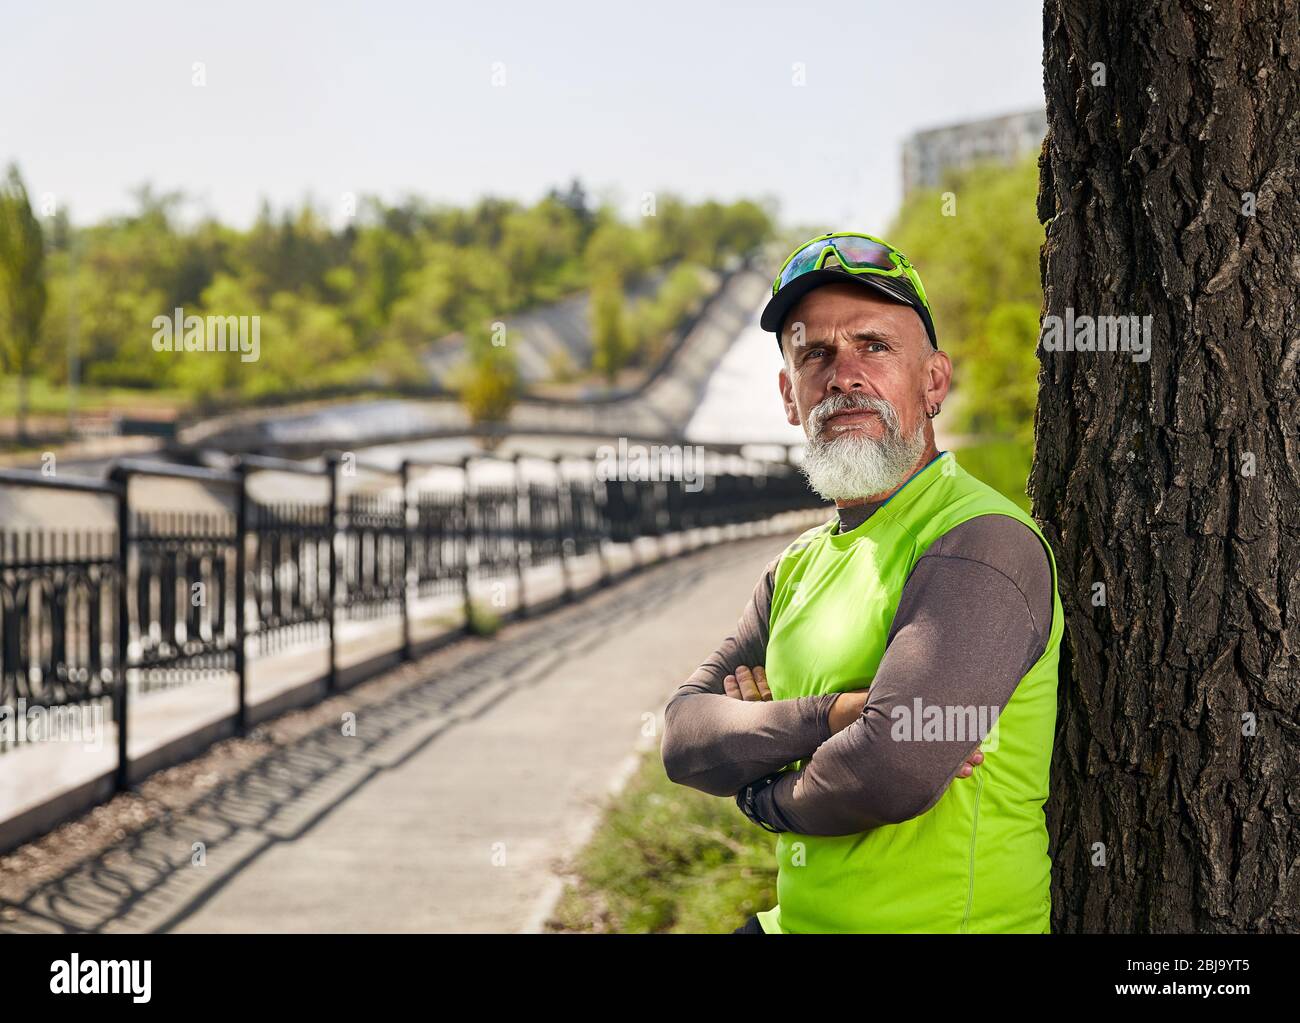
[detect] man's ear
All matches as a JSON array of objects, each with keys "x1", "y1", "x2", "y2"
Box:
[
  {"x1": 778, "y1": 363, "x2": 801, "y2": 427},
  {"x1": 924, "y1": 349, "x2": 953, "y2": 411}
]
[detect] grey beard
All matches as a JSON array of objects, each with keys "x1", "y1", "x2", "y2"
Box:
[{"x1": 799, "y1": 396, "x2": 929, "y2": 502}]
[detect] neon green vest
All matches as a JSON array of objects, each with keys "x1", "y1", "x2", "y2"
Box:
[{"x1": 755, "y1": 451, "x2": 1062, "y2": 934}]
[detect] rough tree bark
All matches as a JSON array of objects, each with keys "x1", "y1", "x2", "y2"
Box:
[{"x1": 1036, "y1": 1, "x2": 1300, "y2": 932}]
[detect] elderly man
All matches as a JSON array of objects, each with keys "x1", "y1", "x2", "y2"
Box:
[{"x1": 660, "y1": 232, "x2": 1063, "y2": 934}]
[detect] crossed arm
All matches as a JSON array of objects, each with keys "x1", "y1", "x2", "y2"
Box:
[
  {"x1": 660, "y1": 515, "x2": 1053, "y2": 836},
  {"x1": 660, "y1": 553, "x2": 841, "y2": 797}
]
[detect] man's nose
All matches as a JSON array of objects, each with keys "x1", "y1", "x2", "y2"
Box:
[{"x1": 828, "y1": 348, "x2": 875, "y2": 396}]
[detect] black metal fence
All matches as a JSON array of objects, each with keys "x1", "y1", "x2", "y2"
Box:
[{"x1": 0, "y1": 451, "x2": 821, "y2": 791}]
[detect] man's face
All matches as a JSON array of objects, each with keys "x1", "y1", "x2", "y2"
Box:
[{"x1": 777, "y1": 282, "x2": 952, "y2": 500}]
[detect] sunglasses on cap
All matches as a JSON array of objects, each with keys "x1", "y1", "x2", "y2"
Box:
[{"x1": 768, "y1": 231, "x2": 938, "y2": 349}]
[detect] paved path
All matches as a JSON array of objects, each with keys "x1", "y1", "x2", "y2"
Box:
[{"x1": 170, "y1": 534, "x2": 785, "y2": 933}]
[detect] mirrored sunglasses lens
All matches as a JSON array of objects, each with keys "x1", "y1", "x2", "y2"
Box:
[
  {"x1": 778, "y1": 239, "x2": 832, "y2": 288},
  {"x1": 831, "y1": 236, "x2": 896, "y2": 270}
]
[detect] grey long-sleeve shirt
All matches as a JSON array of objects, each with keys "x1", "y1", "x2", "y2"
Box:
[{"x1": 660, "y1": 502, "x2": 1054, "y2": 835}]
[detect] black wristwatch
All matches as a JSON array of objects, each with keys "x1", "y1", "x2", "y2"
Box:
[{"x1": 735, "y1": 773, "x2": 784, "y2": 833}]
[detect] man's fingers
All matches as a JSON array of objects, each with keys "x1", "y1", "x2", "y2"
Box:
[
  {"x1": 957, "y1": 745, "x2": 984, "y2": 778},
  {"x1": 753, "y1": 666, "x2": 773, "y2": 701},
  {"x1": 734, "y1": 665, "x2": 762, "y2": 701},
  {"x1": 723, "y1": 674, "x2": 741, "y2": 699}
]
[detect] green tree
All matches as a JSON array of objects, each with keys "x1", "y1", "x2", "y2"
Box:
[
  {"x1": 8, "y1": 184, "x2": 775, "y2": 413},
  {"x1": 889, "y1": 154, "x2": 1043, "y2": 439},
  {"x1": 626, "y1": 263, "x2": 707, "y2": 365},
  {"x1": 716, "y1": 200, "x2": 771, "y2": 262},
  {"x1": 0, "y1": 164, "x2": 48, "y2": 438},
  {"x1": 546, "y1": 177, "x2": 595, "y2": 244},
  {"x1": 584, "y1": 215, "x2": 650, "y2": 282},
  {"x1": 963, "y1": 301, "x2": 1041, "y2": 441},
  {"x1": 590, "y1": 272, "x2": 629, "y2": 381},
  {"x1": 453, "y1": 317, "x2": 519, "y2": 438},
  {"x1": 499, "y1": 198, "x2": 584, "y2": 306}
]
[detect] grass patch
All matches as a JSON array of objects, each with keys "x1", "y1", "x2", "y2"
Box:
[
  {"x1": 951, "y1": 437, "x2": 1034, "y2": 512},
  {"x1": 0, "y1": 378, "x2": 187, "y2": 418},
  {"x1": 466, "y1": 601, "x2": 504, "y2": 636},
  {"x1": 545, "y1": 747, "x2": 777, "y2": 933}
]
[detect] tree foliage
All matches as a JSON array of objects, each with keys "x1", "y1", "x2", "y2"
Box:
[
  {"x1": 0, "y1": 164, "x2": 48, "y2": 436},
  {"x1": 453, "y1": 320, "x2": 520, "y2": 435},
  {"x1": 17, "y1": 174, "x2": 772, "y2": 411},
  {"x1": 889, "y1": 154, "x2": 1043, "y2": 440}
]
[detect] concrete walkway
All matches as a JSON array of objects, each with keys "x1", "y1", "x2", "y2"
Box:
[{"x1": 170, "y1": 533, "x2": 792, "y2": 933}]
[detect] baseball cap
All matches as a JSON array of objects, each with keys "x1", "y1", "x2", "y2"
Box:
[{"x1": 760, "y1": 232, "x2": 939, "y2": 351}]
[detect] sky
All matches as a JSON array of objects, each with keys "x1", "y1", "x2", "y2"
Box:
[{"x1": 1, "y1": 0, "x2": 1044, "y2": 233}]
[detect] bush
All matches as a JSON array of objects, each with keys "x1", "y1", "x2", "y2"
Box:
[{"x1": 953, "y1": 438, "x2": 1035, "y2": 512}]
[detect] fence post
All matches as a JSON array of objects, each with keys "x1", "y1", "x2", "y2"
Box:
[
  {"x1": 400, "y1": 459, "x2": 412, "y2": 661},
  {"x1": 513, "y1": 453, "x2": 527, "y2": 618},
  {"x1": 110, "y1": 467, "x2": 131, "y2": 793},
  {"x1": 627, "y1": 482, "x2": 642, "y2": 571},
  {"x1": 653, "y1": 481, "x2": 666, "y2": 565},
  {"x1": 554, "y1": 456, "x2": 573, "y2": 602},
  {"x1": 233, "y1": 460, "x2": 248, "y2": 736},
  {"x1": 596, "y1": 475, "x2": 611, "y2": 587},
  {"x1": 460, "y1": 455, "x2": 474, "y2": 634},
  {"x1": 325, "y1": 453, "x2": 339, "y2": 692}
]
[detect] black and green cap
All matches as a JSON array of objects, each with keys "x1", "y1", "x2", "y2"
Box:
[{"x1": 761, "y1": 232, "x2": 938, "y2": 351}]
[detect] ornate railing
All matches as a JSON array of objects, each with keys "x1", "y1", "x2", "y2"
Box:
[
  {"x1": 0, "y1": 525, "x2": 118, "y2": 752},
  {"x1": 0, "y1": 451, "x2": 821, "y2": 787}
]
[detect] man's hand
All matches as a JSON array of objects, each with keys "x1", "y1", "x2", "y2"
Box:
[
  {"x1": 722, "y1": 665, "x2": 772, "y2": 702},
  {"x1": 827, "y1": 689, "x2": 870, "y2": 733},
  {"x1": 724, "y1": 667, "x2": 984, "y2": 783},
  {"x1": 954, "y1": 746, "x2": 983, "y2": 778}
]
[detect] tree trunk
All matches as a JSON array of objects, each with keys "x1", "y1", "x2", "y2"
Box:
[{"x1": 1036, "y1": 0, "x2": 1300, "y2": 932}]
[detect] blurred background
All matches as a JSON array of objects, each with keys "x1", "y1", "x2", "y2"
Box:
[
  {"x1": 1, "y1": 0, "x2": 1042, "y2": 477},
  {"x1": 0, "y1": 0, "x2": 1047, "y2": 933}
]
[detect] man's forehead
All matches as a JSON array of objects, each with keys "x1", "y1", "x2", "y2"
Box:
[
  {"x1": 788, "y1": 284, "x2": 909, "y2": 325},
  {"x1": 794, "y1": 319, "x2": 902, "y2": 340},
  {"x1": 785, "y1": 302, "x2": 915, "y2": 345}
]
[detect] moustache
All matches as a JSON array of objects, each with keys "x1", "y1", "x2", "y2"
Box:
[{"x1": 809, "y1": 394, "x2": 901, "y2": 437}]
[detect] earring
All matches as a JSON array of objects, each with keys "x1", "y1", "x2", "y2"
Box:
[{"x1": 925, "y1": 403, "x2": 941, "y2": 419}]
